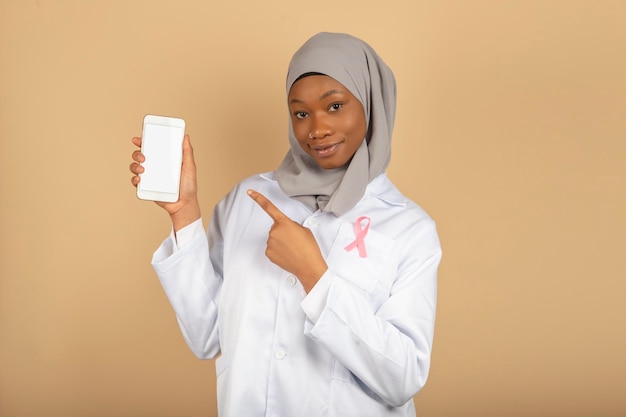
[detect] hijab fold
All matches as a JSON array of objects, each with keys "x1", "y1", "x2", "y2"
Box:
[{"x1": 275, "y1": 32, "x2": 397, "y2": 217}]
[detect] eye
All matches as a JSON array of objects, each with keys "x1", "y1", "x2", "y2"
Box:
[
  {"x1": 294, "y1": 111, "x2": 308, "y2": 119},
  {"x1": 329, "y1": 103, "x2": 343, "y2": 112}
]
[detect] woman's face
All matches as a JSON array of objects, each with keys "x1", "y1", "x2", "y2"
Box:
[{"x1": 288, "y1": 75, "x2": 367, "y2": 170}]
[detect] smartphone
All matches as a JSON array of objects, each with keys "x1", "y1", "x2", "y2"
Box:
[{"x1": 136, "y1": 115, "x2": 185, "y2": 203}]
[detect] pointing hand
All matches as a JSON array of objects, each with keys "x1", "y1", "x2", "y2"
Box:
[{"x1": 247, "y1": 189, "x2": 327, "y2": 293}]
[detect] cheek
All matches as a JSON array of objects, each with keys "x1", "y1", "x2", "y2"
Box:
[
  {"x1": 291, "y1": 124, "x2": 309, "y2": 150},
  {"x1": 344, "y1": 113, "x2": 367, "y2": 139},
  {"x1": 295, "y1": 137, "x2": 308, "y2": 152},
  {"x1": 291, "y1": 118, "x2": 308, "y2": 140}
]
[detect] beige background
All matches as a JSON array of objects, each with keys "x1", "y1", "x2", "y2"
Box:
[{"x1": 1, "y1": 1, "x2": 625, "y2": 416}]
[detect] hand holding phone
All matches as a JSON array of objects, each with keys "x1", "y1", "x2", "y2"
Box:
[{"x1": 136, "y1": 115, "x2": 185, "y2": 203}]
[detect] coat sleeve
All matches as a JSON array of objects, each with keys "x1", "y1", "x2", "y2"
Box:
[
  {"x1": 151, "y1": 201, "x2": 229, "y2": 360},
  {"x1": 301, "y1": 217, "x2": 441, "y2": 407}
]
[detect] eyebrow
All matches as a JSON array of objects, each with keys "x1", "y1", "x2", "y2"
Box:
[
  {"x1": 320, "y1": 89, "x2": 344, "y2": 100},
  {"x1": 289, "y1": 89, "x2": 346, "y2": 105}
]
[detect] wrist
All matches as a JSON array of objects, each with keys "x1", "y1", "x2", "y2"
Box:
[
  {"x1": 170, "y1": 200, "x2": 201, "y2": 232},
  {"x1": 300, "y1": 262, "x2": 328, "y2": 293}
]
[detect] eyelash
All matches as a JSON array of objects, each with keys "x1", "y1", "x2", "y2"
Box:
[
  {"x1": 329, "y1": 103, "x2": 342, "y2": 111},
  {"x1": 293, "y1": 103, "x2": 343, "y2": 119}
]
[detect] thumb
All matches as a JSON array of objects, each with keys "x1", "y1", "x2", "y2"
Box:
[{"x1": 182, "y1": 135, "x2": 195, "y2": 166}]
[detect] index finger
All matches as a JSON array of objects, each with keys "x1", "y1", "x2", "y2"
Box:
[{"x1": 247, "y1": 189, "x2": 289, "y2": 222}]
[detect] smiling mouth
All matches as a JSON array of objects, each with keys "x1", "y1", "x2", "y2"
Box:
[{"x1": 311, "y1": 142, "x2": 341, "y2": 157}]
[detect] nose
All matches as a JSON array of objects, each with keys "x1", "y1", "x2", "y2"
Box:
[{"x1": 309, "y1": 114, "x2": 333, "y2": 139}]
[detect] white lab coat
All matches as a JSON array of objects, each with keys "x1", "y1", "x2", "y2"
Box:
[{"x1": 152, "y1": 171, "x2": 441, "y2": 417}]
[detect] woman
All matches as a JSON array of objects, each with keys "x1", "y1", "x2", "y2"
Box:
[{"x1": 130, "y1": 32, "x2": 441, "y2": 417}]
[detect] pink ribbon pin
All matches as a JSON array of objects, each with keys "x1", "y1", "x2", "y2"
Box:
[{"x1": 344, "y1": 216, "x2": 371, "y2": 258}]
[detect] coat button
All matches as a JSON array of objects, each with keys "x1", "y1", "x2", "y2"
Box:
[
  {"x1": 286, "y1": 275, "x2": 297, "y2": 286},
  {"x1": 306, "y1": 217, "x2": 319, "y2": 228},
  {"x1": 275, "y1": 348, "x2": 286, "y2": 360}
]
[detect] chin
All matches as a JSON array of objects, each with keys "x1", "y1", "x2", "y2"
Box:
[{"x1": 315, "y1": 159, "x2": 348, "y2": 170}]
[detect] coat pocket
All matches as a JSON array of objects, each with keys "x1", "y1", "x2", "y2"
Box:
[
  {"x1": 329, "y1": 358, "x2": 410, "y2": 416},
  {"x1": 326, "y1": 221, "x2": 397, "y2": 295}
]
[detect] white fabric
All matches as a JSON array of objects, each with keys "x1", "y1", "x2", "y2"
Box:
[{"x1": 152, "y1": 171, "x2": 441, "y2": 417}]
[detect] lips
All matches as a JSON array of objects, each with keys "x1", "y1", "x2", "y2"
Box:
[{"x1": 310, "y1": 142, "x2": 341, "y2": 157}]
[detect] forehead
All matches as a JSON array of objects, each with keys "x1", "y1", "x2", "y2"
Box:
[{"x1": 288, "y1": 75, "x2": 349, "y2": 99}]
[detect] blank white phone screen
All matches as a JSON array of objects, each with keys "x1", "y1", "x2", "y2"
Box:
[{"x1": 141, "y1": 124, "x2": 184, "y2": 193}]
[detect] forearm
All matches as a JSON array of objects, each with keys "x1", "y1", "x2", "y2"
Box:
[
  {"x1": 152, "y1": 220, "x2": 222, "y2": 359},
  {"x1": 302, "y1": 247, "x2": 441, "y2": 407}
]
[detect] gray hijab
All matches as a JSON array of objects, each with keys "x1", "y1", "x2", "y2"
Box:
[{"x1": 275, "y1": 32, "x2": 397, "y2": 217}]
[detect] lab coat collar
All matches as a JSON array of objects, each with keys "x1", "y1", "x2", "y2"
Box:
[{"x1": 260, "y1": 171, "x2": 407, "y2": 208}]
